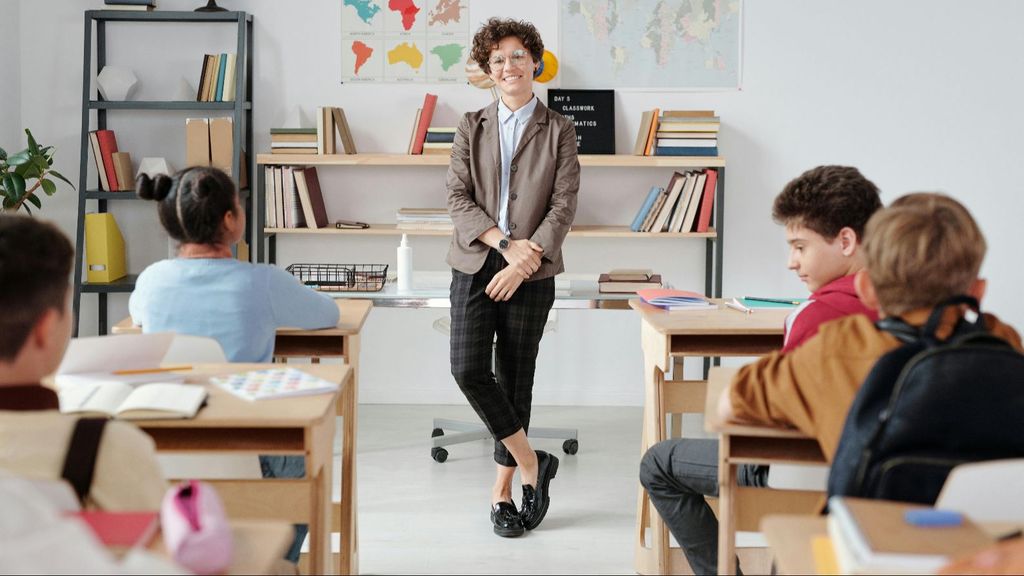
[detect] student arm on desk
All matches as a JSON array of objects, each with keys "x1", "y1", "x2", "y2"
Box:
[{"x1": 268, "y1": 266, "x2": 340, "y2": 329}]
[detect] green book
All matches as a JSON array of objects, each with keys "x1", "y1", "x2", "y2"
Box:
[{"x1": 270, "y1": 128, "x2": 318, "y2": 135}]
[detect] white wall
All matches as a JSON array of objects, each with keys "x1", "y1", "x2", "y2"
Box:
[
  {"x1": 0, "y1": 2, "x2": 22, "y2": 147},
  {"x1": 19, "y1": 0, "x2": 1024, "y2": 406}
]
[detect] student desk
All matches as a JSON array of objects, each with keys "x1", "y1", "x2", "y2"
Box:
[
  {"x1": 705, "y1": 367, "x2": 826, "y2": 576},
  {"x1": 630, "y1": 300, "x2": 791, "y2": 575},
  {"x1": 134, "y1": 363, "x2": 348, "y2": 575},
  {"x1": 112, "y1": 299, "x2": 371, "y2": 575},
  {"x1": 760, "y1": 515, "x2": 828, "y2": 575}
]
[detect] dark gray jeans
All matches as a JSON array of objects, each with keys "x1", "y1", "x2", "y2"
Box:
[{"x1": 639, "y1": 438, "x2": 768, "y2": 576}]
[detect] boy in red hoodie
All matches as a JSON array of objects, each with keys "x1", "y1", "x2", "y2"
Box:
[{"x1": 639, "y1": 165, "x2": 883, "y2": 575}]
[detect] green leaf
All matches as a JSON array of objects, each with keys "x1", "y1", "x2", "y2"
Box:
[
  {"x1": 4, "y1": 174, "x2": 26, "y2": 199},
  {"x1": 48, "y1": 170, "x2": 74, "y2": 188},
  {"x1": 25, "y1": 129, "x2": 40, "y2": 155},
  {"x1": 26, "y1": 194, "x2": 42, "y2": 209},
  {"x1": 23, "y1": 203, "x2": 32, "y2": 215},
  {"x1": 33, "y1": 156, "x2": 49, "y2": 173},
  {"x1": 7, "y1": 152, "x2": 30, "y2": 166},
  {"x1": 0, "y1": 146, "x2": 6, "y2": 160},
  {"x1": 41, "y1": 179, "x2": 57, "y2": 196},
  {"x1": 2, "y1": 197, "x2": 14, "y2": 209}
]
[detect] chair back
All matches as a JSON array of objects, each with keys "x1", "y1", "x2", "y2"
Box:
[
  {"x1": 936, "y1": 459, "x2": 1024, "y2": 522},
  {"x1": 163, "y1": 335, "x2": 228, "y2": 364}
]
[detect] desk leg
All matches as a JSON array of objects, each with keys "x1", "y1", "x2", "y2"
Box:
[
  {"x1": 310, "y1": 431, "x2": 335, "y2": 575},
  {"x1": 338, "y1": 335, "x2": 360, "y2": 575},
  {"x1": 635, "y1": 324, "x2": 671, "y2": 575},
  {"x1": 717, "y1": 434, "x2": 737, "y2": 576}
]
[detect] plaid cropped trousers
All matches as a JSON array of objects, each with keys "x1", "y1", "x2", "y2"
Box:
[{"x1": 449, "y1": 249, "x2": 556, "y2": 467}]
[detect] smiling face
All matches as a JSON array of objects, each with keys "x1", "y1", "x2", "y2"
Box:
[{"x1": 487, "y1": 36, "x2": 537, "y2": 101}]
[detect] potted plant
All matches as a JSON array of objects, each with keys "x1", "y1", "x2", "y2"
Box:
[{"x1": 1, "y1": 129, "x2": 74, "y2": 214}]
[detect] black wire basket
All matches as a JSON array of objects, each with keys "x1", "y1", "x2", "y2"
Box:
[{"x1": 285, "y1": 263, "x2": 388, "y2": 292}]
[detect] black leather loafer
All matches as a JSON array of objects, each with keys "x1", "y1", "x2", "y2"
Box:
[
  {"x1": 520, "y1": 450, "x2": 559, "y2": 530},
  {"x1": 491, "y1": 501, "x2": 525, "y2": 538}
]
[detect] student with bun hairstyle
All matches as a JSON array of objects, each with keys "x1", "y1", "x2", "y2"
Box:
[
  {"x1": 129, "y1": 167, "x2": 339, "y2": 362},
  {"x1": 129, "y1": 166, "x2": 338, "y2": 563}
]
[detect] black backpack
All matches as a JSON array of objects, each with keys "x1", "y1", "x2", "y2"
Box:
[{"x1": 827, "y1": 296, "x2": 1024, "y2": 505}]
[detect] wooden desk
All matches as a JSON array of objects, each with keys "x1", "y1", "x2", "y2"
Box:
[
  {"x1": 705, "y1": 368, "x2": 826, "y2": 576},
  {"x1": 630, "y1": 300, "x2": 790, "y2": 575},
  {"x1": 760, "y1": 515, "x2": 827, "y2": 576},
  {"x1": 134, "y1": 363, "x2": 347, "y2": 575},
  {"x1": 112, "y1": 299, "x2": 371, "y2": 575}
]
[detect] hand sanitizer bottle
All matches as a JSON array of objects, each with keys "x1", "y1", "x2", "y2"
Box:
[{"x1": 397, "y1": 234, "x2": 413, "y2": 293}]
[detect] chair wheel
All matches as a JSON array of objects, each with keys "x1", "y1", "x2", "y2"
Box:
[
  {"x1": 431, "y1": 447, "x2": 448, "y2": 463},
  {"x1": 562, "y1": 439, "x2": 579, "y2": 455},
  {"x1": 431, "y1": 427, "x2": 444, "y2": 438}
]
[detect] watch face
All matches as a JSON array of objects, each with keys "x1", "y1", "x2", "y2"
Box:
[{"x1": 499, "y1": 238, "x2": 510, "y2": 251}]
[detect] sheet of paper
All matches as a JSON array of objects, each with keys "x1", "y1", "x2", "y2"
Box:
[{"x1": 56, "y1": 333, "x2": 175, "y2": 377}]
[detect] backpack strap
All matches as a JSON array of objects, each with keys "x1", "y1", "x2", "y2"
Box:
[
  {"x1": 922, "y1": 295, "x2": 981, "y2": 341},
  {"x1": 876, "y1": 317, "x2": 921, "y2": 344},
  {"x1": 61, "y1": 418, "x2": 109, "y2": 505}
]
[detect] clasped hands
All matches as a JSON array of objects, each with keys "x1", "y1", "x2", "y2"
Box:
[{"x1": 486, "y1": 239, "x2": 544, "y2": 301}]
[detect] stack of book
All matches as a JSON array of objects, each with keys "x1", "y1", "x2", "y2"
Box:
[
  {"x1": 423, "y1": 127, "x2": 456, "y2": 156},
  {"x1": 88, "y1": 129, "x2": 134, "y2": 192},
  {"x1": 103, "y1": 0, "x2": 155, "y2": 10},
  {"x1": 633, "y1": 109, "x2": 719, "y2": 157},
  {"x1": 630, "y1": 169, "x2": 719, "y2": 233},
  {"x1": 407, "y1": 93, "x2": 438, "y2": 154},
  {"x1": 598, "y1": 269, "x2": 663, "y2": 293},
  {"x1": 395, "y1": 208, "x2": 452, "y2": 231},
  {"x1": 827, "y1": 497, "x2": 994, "y2": 575},
  {"x1": 270, "y1": 128, "x2": 317, "y2": 155},
  {"x1": 263, "y1": 166, "x2": 330, "y2": 229},
  {"x1": 196, "y1": 53, "x2": 238, "y2": 102}
]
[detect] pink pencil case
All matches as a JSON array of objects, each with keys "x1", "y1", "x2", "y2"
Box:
[{"x1": 160, "y1": 480, "x2": 233, "y2": 575}]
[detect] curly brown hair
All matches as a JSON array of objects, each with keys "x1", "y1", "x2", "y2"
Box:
[
  {"x1": 772, "y1": 165, "x2": 882, "y2": 240},
  {"x1": 470, "y1": 17, "x2": 544, "y2": 75}
]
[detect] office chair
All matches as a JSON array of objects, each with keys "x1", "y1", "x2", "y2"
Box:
[{"x1": 428, "y1": 312, "x2": 579, "y2": 463}]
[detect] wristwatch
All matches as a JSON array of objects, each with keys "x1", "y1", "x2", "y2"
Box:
[{"x1": 498, "y1": 237, "x2": 510, "y2": 252}]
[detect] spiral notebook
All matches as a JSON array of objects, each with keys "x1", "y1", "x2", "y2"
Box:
[{"x1": 211, "y1": 368, "x2": 339, "y2": 401}]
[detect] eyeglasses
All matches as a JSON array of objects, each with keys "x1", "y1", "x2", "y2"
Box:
[{"x1": 489, "y1": 49, "x2": 529, "y2": 69}]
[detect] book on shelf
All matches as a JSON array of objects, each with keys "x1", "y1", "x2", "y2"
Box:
[
  {"x1": 91, "y1": 129, "x2": 121, "y2": 192},
  {"x1": 547, "y1": 89, "x2": 615, "y2": 154},
  {"x1": 211, "y1": 368, "x2": 339, "y2": 401},
  {"x1": 695, "y1": 168, "x2": 718, "y2": 233},
  {"x1": 827, "y1": 496, "x2": 993, "y2": 575},
  {"x1": 409, "y1": 93, "x2": 438, "y2": 155},
  {"x1": 273, "y1": 166, "x2": 284, "y2": 227},
  {"x1": 111, "y1": 152, "x2": 134, "y2": 192},
  {"x1": 222, "y1": 53, "x2": 237, "y2": 102},
  {"x1": 667, "y1": 172, "x2": 697, "y2": 233},
  {"x1": 270, "y1": 128, "x2": 318, "y2": 135},
  {"x1": 637, "y1": 289, "x2": 716, "y2": 311},
  {"x1": 630, "y1": 186, "x2": 663, "y2": 232},
  {"x1": 661, "y1": 109, "x2": 716, "y2": 118},
  {"x1": 657, "y1": 120, "x2": 720, "y2": 132},
  {"x1": 424, "y1": 130, "x2": 456, "y2": 144},
  {"x1": 293, "y1": 167, "x2": 329, "y2": 229},
  {"x1": 606, "y1": 269, "x2": 654, "y2": 282},
  {"x1": 656, "y1": 138, "x2": 718, "y2": 147},
  {"x1": 263, "y1": 167, "x2": 277, "y2": 228},
  {"x1": 679, "y1": 171, "x2": 706, "y2": 233},
  {"x1": 316, "y1": 106, "x2": 334, "y2": 155},
  {"x1": 88, "y1": 132, "x2": 109, "y2": 191},
  {"x1": 270, "y1": 147, "x2": 319, "y2": 155},
  {"x1": 633, "y1": 110, "x2": 655, "y2": 156},
  {"x1": 654, "y1": 146, "x2": 719, "y2": 157},
  {"x1": 406, "y1": 108, "x2": 422, "y2": 154},
  {"x1": 282, "y1": 166, "x2": 305, "y2": 228},
  {"x1": 643, "y1": 107, "x2": 660, "y2": 156},
  {"x1": 59, "y1": 382, "x2": 207, "y2": 420},
  {"x1": 426, "y1": 127, "x2": 456, "y2": 133},
  {"x1": 598, "y1": 273, "x2": 663, "y2": 293},
  {"x1": 650, "y1": 171, "x2": 686, "y2": 233},
  {"x1": 331, "y1": 107, "x2": 358, "y2": 154},
  {"x1": 270, "y1": 140, "x2": 318, "y2": 148},
  {"x1": 422, "y1": 142, "x2": 453, "y2": 155},
  {"x1": 214, "y1": 53, "x2": 227, "y2": 101},
  {"x1": 640, "y1": 188, "x2": 668, "y2": 233},
  {"x1": 103, "y1": 3, "x2": 155, "y2": 10}
]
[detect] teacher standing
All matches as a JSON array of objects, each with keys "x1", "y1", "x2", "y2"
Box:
[{"x1": 446, "y1": 18, "x2": 580, "y2": 538}]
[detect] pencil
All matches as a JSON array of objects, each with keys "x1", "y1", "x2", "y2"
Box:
[
  {"x1": 112, "y1": 365, "x2": 192, "y2": 375},
  {"x1": 744, "y1": 296, "x2": 802, "y2": 306}
]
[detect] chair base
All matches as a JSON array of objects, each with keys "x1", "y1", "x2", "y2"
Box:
[{"x1": 429, "y1": 418, "x2": 579, "y2": 463}]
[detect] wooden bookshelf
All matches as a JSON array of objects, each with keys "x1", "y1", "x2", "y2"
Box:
[
  {"x1": 256, "y1": 153, "x2": 726, "y2": 168},
  {"x1": 265, "y1": 224, "x2": 717, "y2": 239}
]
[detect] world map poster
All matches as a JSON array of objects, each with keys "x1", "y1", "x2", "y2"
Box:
[
  {"x1": 560, "y1": 0, "x2": 742, "y2": 89},
  {"x1": 341, "y1": 0, "x2": 470, "y2": 83}
]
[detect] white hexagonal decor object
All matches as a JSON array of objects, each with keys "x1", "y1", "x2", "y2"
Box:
[
  {"x1": 96, "y1": 66, "x2": 139, "y2": 101},
  {"x1": 136, "y1": 157, "x2": 174, "y2": 179}
]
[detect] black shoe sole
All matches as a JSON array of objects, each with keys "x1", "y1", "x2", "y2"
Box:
[
  {"x1": 493, "y1": 524, "x2": 525, "y2": 538},
  {"x1": 524, "y1": 454, "x2": 559, "y2": 531}
]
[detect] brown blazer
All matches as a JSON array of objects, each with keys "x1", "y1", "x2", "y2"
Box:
[{"x1": 446, "y1": 99, "x2": 580, "y2": 279}]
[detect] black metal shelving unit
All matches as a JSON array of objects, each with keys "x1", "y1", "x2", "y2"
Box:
[{"x1": 73, "y1": 10, "x2": 253, "y2": 336}]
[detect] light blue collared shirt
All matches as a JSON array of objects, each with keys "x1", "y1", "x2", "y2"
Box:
[{"x1": 496, "y1": 95, "x2": 538, "y2": 235}]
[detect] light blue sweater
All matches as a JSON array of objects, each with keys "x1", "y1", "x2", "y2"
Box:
[{"x1": 129, "y1": 259, "x2": 339, "y2": 362}]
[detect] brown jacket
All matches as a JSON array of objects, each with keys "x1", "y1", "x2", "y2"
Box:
[
  {"x1": 729, "y1": 310, "x2": 1023, "y2": 461},
  {"x1": 445, "y1": 99, "x2": 580, "y2": 279}
]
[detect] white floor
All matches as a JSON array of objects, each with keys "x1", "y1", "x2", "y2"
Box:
[{"x1": 347, "y1": 404, "x2": 645, "y2": 575}]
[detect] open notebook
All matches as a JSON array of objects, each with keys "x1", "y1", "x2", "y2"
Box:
[{"x1": 59, "y1": 382, "x2": 206, "y2": 419}]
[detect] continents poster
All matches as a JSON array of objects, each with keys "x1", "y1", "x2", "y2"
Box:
[
  {"x1": 560, "y1": 0, "x2": 742, "y2": 89},
  {"x1": 341, "y1": 0, "x2": 470, "y2": 83}
]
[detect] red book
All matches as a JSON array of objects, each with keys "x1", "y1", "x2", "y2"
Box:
[
  {"x1": 410, "y1": 93, "x2": 437, "y2": 155},
  {"x1": 94, "y1": 130, "x2": 121, "y2": 192},
  {"x1": 71, "y1": 511, "x2": 159, "y2": 549},
  {"x1": 695, "y1": 168, "x2": 718, "y2": 233}
]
